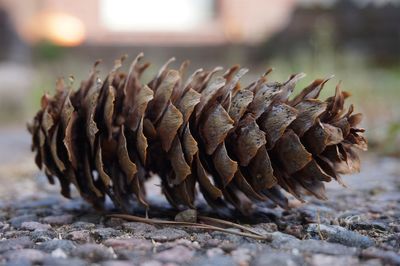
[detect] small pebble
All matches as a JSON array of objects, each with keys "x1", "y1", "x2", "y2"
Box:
[
  {"x1": 206, "y1": 248, "x2": 224, "y2": 257},
  {"x1": 38, "y1": 239, "x2": 76, "y2": 253},
  {"x1": 254, "y1": 222, "x2": 278, "y2": 232},
  {"x1": 51, "y1": 248, "x2": 68, "y2": 259},
  {"x1": 155, "y1": 245, "x2": 194, "y2": 263},
  {"x1": 43, "y1": 214, "x2": 74, "y2": 225},
  {"x1": 101, "y1": 260, "x2": 134, "y2": 266},
  {"x1": 21, "y1": 221, "x2": 51, "y2": 231},
  {"x1": 71, "y1": 243, "x2": 116, "y2": 262},
  {"x1": 103, "y1": 238, "x2": 153, "y2": 250},
  {"x1": 0, "y1": 236, "x2": 33, "y2": 253},
  {"x1": 141, "y1": 260, "x2": 163, "y2": 266},
  {"x1": 9, "y1": 214, "x2": 37, "y2": 228},
  {"x1": 67, "y1": 230, "x2": 92, "y2": 243},
  {"x1": 122, "y1": 222, "x2": 156, "y2": 234},
  {"x1": 91, "y1": 227, "x2": 120, "y2": 241},
  {"x1": 42, "y1": 257, "x2": 87, "y2": 266},
  {"x1": 231, "y1": 248, "x2": 253, "y2": 265},
  {"x1": 350, "y1": 221, "x2": 388, "y2": 231},
  {"x1": 144, "y1": 228, "x2": 188, "y2": 242},
  {"x1": 70, "y1": 221, "x2": 96, "y2": 230},
  {"x1": 252, "y1": 250, "x2": 305, "y2": 266},
  {"x1": 175, "y1": 209, "x2": 197, "y2": 223},
  {"x1": 4, "y1": 248, "x2": 46, "y2": 263},
  {"x1": 30, "y1": 229, "x2": 57, "y2": 242},
  {"x1": 309, "y1": 254, "x2": 359, "y2": 266},
  {"x1": 307, "y1": 223, "x2": 375, "y2": 248},
  {"x1": 361, "y1": 247, "x2": 400, "y2": 265},
  {"x1": 219, "y1": 241, "x2": 237, "y2": 253}
]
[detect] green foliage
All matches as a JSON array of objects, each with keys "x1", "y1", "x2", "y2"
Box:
[{"x1": 34, "y1": 40, "x2": 65, "y2": 61}]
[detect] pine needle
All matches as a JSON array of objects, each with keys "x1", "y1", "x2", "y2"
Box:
[{"x1": 107, "y1": 213, "x2": 273, "y2": 241}]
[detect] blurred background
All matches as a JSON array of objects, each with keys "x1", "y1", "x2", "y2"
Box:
[{"x1": 0, "y1": 0, "x2": 399, "y2": 168}]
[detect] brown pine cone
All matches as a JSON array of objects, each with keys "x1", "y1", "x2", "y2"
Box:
[{"x1": 28, "y1": 53, "x2": 367, "y2": 215}]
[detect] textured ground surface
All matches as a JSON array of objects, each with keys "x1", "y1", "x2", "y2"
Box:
[{"x1": 0, "y1": 127, "x2": 399, "y2": 266}]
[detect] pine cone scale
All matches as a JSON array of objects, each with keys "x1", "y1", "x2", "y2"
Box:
[
  {"x1": 201, "y1": 103, "x2": 234, "y2": 155},
  {"x1": 275, "y1": 130, "x2": 313, "y2": 175}
]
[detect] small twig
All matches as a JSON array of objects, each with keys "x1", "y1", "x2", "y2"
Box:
[
  {"x1": 107, "y1": 213, "x2": 272, "y2": 241},
  {"x1": 198, "y1": 215, "x2": 265, "y2": 237},
  {"x1": 316, "y1": 210, "x2": 325, "y2": 241}
]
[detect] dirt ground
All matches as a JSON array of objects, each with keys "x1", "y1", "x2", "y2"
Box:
[{"x1": 0, "y1": 127, "x2": 399, "y2": 266}]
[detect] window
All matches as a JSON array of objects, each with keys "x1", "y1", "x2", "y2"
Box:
[{"x1": 100, "y1": 0, "x2": 215, "y2": 32}]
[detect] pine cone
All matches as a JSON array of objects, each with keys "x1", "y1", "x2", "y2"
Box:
[{"x1": 28, "y1": 53, "x2": 367, "y2": 215}]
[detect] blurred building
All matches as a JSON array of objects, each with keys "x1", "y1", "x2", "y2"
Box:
[{"x1": 0, "y1": 0, "x2": 296, "y2": 46}]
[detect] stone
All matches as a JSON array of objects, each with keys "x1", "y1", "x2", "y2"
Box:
[
  {"x1": 30, "y1": 229, "x2": 57, "y2": 242},
  {"x1": 298, "y1": 205, "x2": 335, "y2": 224},
  {"x1": 51, "y1": 248, "x2": 68, "y2": 259},
  {"x1": 3, "y1": 229, "x2": 30, "y2": 238},
  {"x1": 309, "y1": 254, "x2": 359, "y2": 266},
  {"x1": 206, "y1": 248, "x2": 224, "y2": 257},
  {"x1": 0, "y1": 236, "x2": 33, "y2": 253},
  {"x1": 0, "y1": 221, "x2": 8, "y2": 230},
  {"x1": 101, "y1": 260, "x2": 134, "y2": 266},
  {"x1": 114, "y1": 249, "x2": 149, "y2": 262},
  {"x1": 4, "y1": 259, "x2": 35, "y2": 266},
  {"x1": 122, "y1": 222, "x2": 156, "y2": 235},
  {"x1": 284, "y1": 224, "x2": 304, "y2": 239},
  {"x1": 154, "y1": 245, "x2": 195, "y2": 263},
  {"x1": 192, "y1": 255, "x2": 236, "y2": 266},
  {"x1": 77, "y1": 213, "x2": 103, "y2": 224},
  {"x1": 20, "y1": 221, "x2": 51, "y2": 231},
  {"x1": 252, "y1": 250, "x2": 305, "y2": 266},
  {"x1": 307, "y1": 224, "x2": 374, "y2": 248},
  {"x1": 66, "y1": 230, "x2": 92, "y2": 243},
  {"x1": 386, "y1": 233, "x2": 400, "y2": 249},
  {"x1": 361, "y1": 247, "x2": 400, "y2": 265},
  {"x1": 103, "y1": 238, "x2": 153, "y2": 251},
  {"x1": 42, "y1": 257, "x2": 87, "y2": 266},
  {"x1": 144, "y1": 228, "x2": 188, "y2": 242},
  {"x1": 204, "y1": 240, "x2": 222, "y2": 249},
  {"x1": 219, "y1": 241, "x2": 237, "y2": 253},
  {"x1": 170, "y1": 238, "x2": 201, "y2": 250},
  {"x1": 269, "y1": 231, "x2": 298, "y2": 246},
  {"x1": 175, "y1": 209, "x2": 197, "y2": 223},
  {"x1": 38, "y1": 239, "x2": 76, "y2": 253},
  {"x1": 389, "y1": 223, "x2": 400, "y2": 232},
  {"x1": 141, "y1": 260, "x2": 163, "y2": 266},
  {"x1": 271, "y1": 232, "x2": 357, "y2": 256},
  {"x1": 70, "y1": 221, "x2": 96, "y2": 230},
  {"x1": 9, "y1": 214, "x2": 37, "y2": 228},
  {"x1": 231, "y1": 248, "x2": 253, "y2": 265},
  {"x1": 301, "y1": 240, "x2": 358, "y2": 255},
  {"x1": 210, "y1": 229, "x2": 248, "y2": 244},
  {"x1": 91, "y1": 227, "x2": 120, "y2": 241},
  {"x1": 42, "y1": 214, "x2": 74, "y2": 225},
  {"x1": 104, "y1": 217, "x2": 125, "y2": 228},
  {"x1": 350, "y1": 221, "x2": 389, "y2": 231},
  {"x1": 193, "y1": 233, "x2": 213, "y2": 246},
  {"x1": 254, "y1": 222, "x2": 278, "y2": 233},
  {"x1": 4, "y1": 248, "x2": 46, "y2": 263},
  {"x1": 71, "y1": 243, "x2": 116, "y2": 262}
]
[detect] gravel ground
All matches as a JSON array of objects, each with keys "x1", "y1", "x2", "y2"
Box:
[{"x1": 0, "y1": 128, "x2": 399, "y2": 266}]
